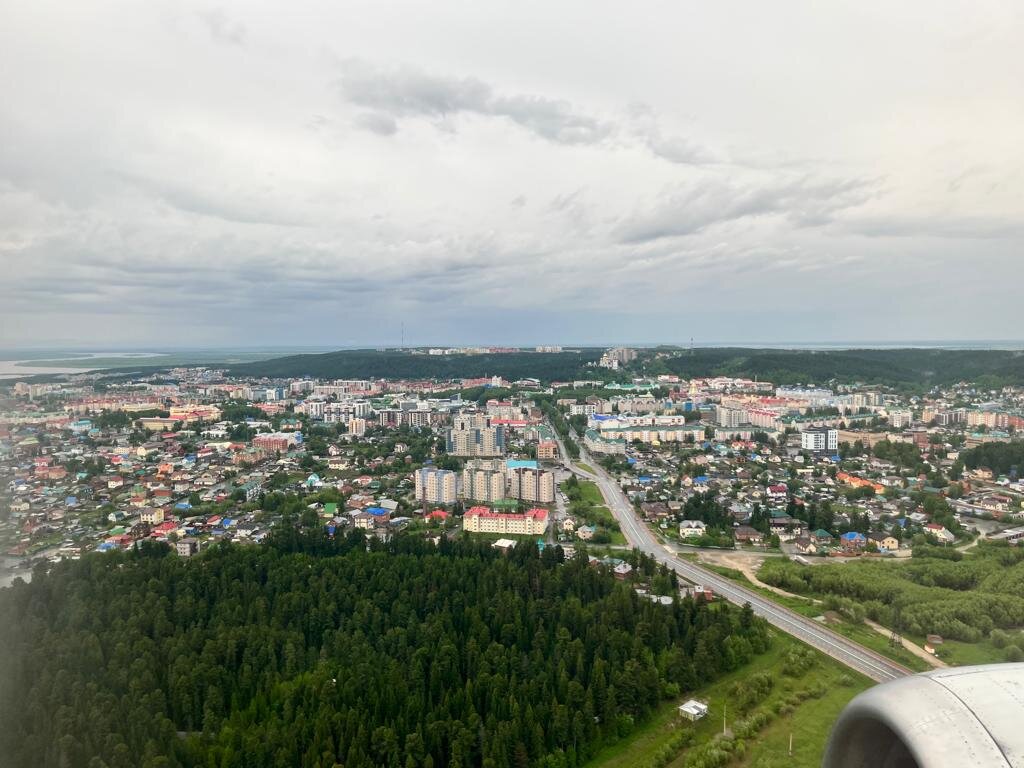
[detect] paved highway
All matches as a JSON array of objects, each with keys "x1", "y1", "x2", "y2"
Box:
[{"x1": 553, "y1": 428, "x2": 912, "y2": 683}]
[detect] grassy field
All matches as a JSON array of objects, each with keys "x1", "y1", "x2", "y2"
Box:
[
  {"x1": 731, "y1": 666, "x2": 865, "y2": 768},
  {"x1": 911, "y1": 634, "x2": 1022, "y2": 666},
  {"x1": 570, "y1": 480, "x2": 627, "y2": 545},
  {"x1": 586, "y1": 633, "x2": 871, "y2": 768},
  {"x1": 576, "y1": 480, "x2": 605, "y2": 505},
  {"x1": 575, "y1": 461, "x2": 597, "y2": 475},
  {"x1": 827, "y1": 618, "x2": 932, "y2": 673}
]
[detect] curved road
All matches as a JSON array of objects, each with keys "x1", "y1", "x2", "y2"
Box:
[{"x1": 555, "y1": 429, "x2": 911, "y2": 683}]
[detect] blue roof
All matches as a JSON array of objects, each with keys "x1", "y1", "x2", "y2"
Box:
[
  {"x1": 840, "y1": 531, "x2": 865, "y2": 541},
  {"x1": 366, "y1": 506, "x2": 389, "y2": 516},
  {"x1": 506, "y1": 459, "x2": 538, "y2": 470}
]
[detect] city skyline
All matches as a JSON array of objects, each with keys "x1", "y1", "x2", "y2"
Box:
[{"x1": 2, "y1": 1, "x2": 1022, "y2": 347}]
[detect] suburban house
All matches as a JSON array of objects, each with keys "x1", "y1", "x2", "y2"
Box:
[
  {"x1": 613, "y1": 562, "x2": 633, "y2": 580},
  {"x1": 811, "y1": 529, "x2": 834, "y2": 546},
  {"x1": 925, "y1": 523, "x2": 955, "y2": 544},
  {"x1": 868, "y1": 531, "x2": 900, "y2": 552},
  {"x1": 769, "y1": 516, "x2": 806, "y2": 542},
  {"x1": 678, "y1": 519, "x2": 708, "y2": 539},
  {"x1": 733, "y1": 525, "x2": 765, "y2": 545},
  {"x1": 175, "y1": 537, "x2": 199, "y2": 557},
  {"x1": 792, "y1": 537, "x2": 817, "y2": 555},
  {"x1": 840, "y1": 531, "x2": 867, "y2": 551}
]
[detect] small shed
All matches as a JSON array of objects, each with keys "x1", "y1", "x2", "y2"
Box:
[{"x1": 679, "y1": 699, "x2": 708, "y2": 722}]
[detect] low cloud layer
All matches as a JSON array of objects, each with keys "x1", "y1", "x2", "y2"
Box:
[{"x1": 0, "y1": 1, "x2": 1022, "y2": 347}]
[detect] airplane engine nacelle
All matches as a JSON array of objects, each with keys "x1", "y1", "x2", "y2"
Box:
[{"x1": 823, "y1": 664, "x2": 1024, "y2": 768}]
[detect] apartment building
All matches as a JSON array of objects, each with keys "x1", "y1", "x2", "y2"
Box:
[
  {"x1": 446, "y1": 414, "x2": 506, "y2": 456},
  {"x1": 888, "y1": 409, "x2": 914, "y2": 429},
  {"x1": 800, "y1": 426, "x2": 838, "y2": 453},
  {"x1": 508, "y1": 467, "x2": 555, "y2": 504},
  {"x1": 715, "y1": 405, "x2": 747, "y2": 428},
  {"x1": 415, "y1": 468, "x2": 457, "y2": 505},
  {"x1": 462, "y1": 467, "x2": 506, "y2": 502},
  {"x1": 463, "y1": 507, "x2": 549, "y2": 535},
  {"x1": 537, "y1": 440, "x2": 558, "y2": 460},
  {"x1": 253, "y1": 432, "x2": 298, "y2": 452},
  {"x1": 775, "y1": 386, "x2": 833, "y2": 405}
]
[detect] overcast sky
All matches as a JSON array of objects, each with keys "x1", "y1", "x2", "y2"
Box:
[{"x1": 1, "y1": 1, "x2": 1022, "y2": 349}]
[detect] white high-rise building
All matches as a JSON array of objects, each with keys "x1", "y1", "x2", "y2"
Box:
[
  {"x1": 715, "y1": 405, "x2": 747, "y2": 428},
  {"x1": 507, "y1": 467, "x2": 555, "y2": 504},
  {"x1": 800, "y1": 427, "x2": 838, "y2": 453},
  {"x1": 446, "y1": 414, "x2": 506, "y2": 456},
  {"x1": 462, "y1": 468, "x2": 506, "y2": 502},
  {"x1": 415, "y1": 468, "x2": 457, "y2": 505},
  {"x1": 888, "y1": 410, "x2": 914, "y2": 429}
]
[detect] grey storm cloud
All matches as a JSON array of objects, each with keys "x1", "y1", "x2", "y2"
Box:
[
  {"x1": 614, "y1": 176, "x2": 874, "y2": 243},
  {"x1": 337, "y1": 61, "x2": 613, "y2": 146},
  {"x1": 337, "y1": 61, "x2": 725, "y2": 166}
]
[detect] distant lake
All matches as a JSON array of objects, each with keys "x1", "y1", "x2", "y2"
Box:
[{"x1": 0, "y1": 351, "x2": 167, "y2": 379}]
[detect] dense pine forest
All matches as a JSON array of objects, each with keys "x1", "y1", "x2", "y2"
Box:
[
  {"x1": 216, "y1": 347, "x2": 1024, "y2": 386},
  {"x1": 0, "y1": 532, "x2": 769, "y2": 768},
  {"x1": 77, "y1": 347, "x2": 1024, "y2": 388},
  {"x1": 226, "y1": 349, "x2": 606, "y2": 382}
]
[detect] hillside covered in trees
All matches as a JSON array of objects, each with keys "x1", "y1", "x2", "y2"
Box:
[
  {"x1": 650, "y1": 347, "x2": 1024, "y2": 387},
  {"x1": 0, "y1": 533, "x2": 769, "y2": 768},
  {"x1": 226, "y1": 349, "x2": 606, "y2": 382},
  {"x1": 84, "y1": 346, "x2": 1024, "y2": 387}
]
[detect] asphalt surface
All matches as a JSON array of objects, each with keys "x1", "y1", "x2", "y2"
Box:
[{"x1": 553, "y1": 429, "x2": 912, "y2": 683}]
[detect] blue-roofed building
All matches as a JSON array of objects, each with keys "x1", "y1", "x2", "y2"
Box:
[
  {"x1": 506, "y1": 459, "x2": 538, "y2": 471},
  {"x1": 840, "y1": 531, "x2": 866, "y2": 550}
]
